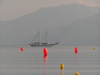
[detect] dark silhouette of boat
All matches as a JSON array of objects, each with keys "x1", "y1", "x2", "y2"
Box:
[{"x1": 29, "y1": 25, "x2": 59, "y2": 47}]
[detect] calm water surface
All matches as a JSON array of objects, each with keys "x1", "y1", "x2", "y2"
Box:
[{"x1": 0, "y1": 46, "x2": 100, "y2": 75}]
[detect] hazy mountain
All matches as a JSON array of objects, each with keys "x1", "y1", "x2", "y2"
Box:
[
  {"x1": 48, "y1": 13, "x2": 100, "y2": 46},
  {"x1": 0, "y1": 4, "x2": 100, "y2": 45}
]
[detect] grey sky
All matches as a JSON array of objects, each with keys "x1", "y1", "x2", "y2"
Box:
[{"x1": 0, "y1": 0, "x2": 100, "y2": 21}]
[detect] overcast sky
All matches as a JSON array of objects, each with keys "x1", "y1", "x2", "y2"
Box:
[{"x1": 0, "y1": 0, "x2": 100, "y2": 21}]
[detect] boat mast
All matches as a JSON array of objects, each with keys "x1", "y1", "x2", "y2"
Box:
[
  {"x1": 38, "y1": 25, "x2": 40, "y2": 45},
  {"x1": 46, "y1": 24, "x2": 48, "y2": 44}
]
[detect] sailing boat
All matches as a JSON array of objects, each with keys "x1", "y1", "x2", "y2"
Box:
[{"x1": 29, "y1": 25, "x2": 59, "y2": 47}]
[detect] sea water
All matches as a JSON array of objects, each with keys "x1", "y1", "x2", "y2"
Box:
[{"x1": 0, "y1": 46, "x2": 100, "y2": 75}]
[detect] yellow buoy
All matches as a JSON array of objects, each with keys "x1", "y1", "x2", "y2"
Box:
[
  {"x1": 60, "y1": 67, "x2": 64, "y2": 70},
  {"x1": 61, "y1": 64, "x2": 64, "y2": 67},
  {"x1": 60, "y1": 64, "x2": 64, "y2": 70},
  {"x1": 75, "y1": 72, "x2": 79, "y2": 75},
  {"x1": 93, "y1": 48, "x2": 96, "y2": 50}
]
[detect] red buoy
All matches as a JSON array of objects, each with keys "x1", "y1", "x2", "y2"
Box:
[
  {"x1": 20, "y1": 47, "x2": 24, "y2": 51},
  {"x1": 75, "y1": 47, "x2": 78, "y2": 54},
  {"x1": 43, "y1": 48, "x2": 48, "y2": 55}
]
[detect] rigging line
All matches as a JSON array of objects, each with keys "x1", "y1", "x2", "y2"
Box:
[
  {"x1": 46, "y1": 24, "x2": 48, "y2": 44},
  {"x1": 41, "y1": 33, "x2": 46, "y2": 43},
  {"x1": 32, "y1": 25, "x2": 41, "y2": 42},
  {"x1": 32, "y1": 32, "x2": 39, "y2": 41}
]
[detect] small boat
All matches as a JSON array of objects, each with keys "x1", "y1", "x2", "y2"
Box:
[{"x1": 29, "y1": 25, "x2": 59, "y2": 47}]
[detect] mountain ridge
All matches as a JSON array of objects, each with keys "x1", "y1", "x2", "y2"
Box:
[{"x1": 0, "y1": 4, "x2": 100, "y2": 45}]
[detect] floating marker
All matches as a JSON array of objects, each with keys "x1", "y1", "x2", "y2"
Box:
[
  {"x1": 43, "y1": 48, "x2": 48, "y2": 55},
  {"x1": 93, "y1": 48, "x2": 96, "y2": 50},
  {"x1": 75, "y1": 47, "x2": 78, "y2": 54},
  {"x1": 75, "y1": 72, "x2": 79, "y2": 75},
  {"x1": 61, "y1": 64, "x2": 64, "y2": 68},
  {"x1": 20, "y1": 47, "x2": 24, "y2": 51},
  {"x1": 60, "y1": 64, "x2": 64, "y2": 70}
]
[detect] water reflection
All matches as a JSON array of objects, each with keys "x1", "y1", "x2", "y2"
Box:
[
  {"x1": 43, "y1": 55, "x2": 48, "y2": 66},
  {"x1": 43, "y1": 55, "x2": 48, "y2": 75},
  {"x1": 61, "y1": 70, "x2": 64, "y2": 75},
  {"x1": 75, "y1": 54, "x2": 78, "y2": 65}
]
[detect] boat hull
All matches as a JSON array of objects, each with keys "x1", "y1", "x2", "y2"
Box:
[
  {"x1": 29, "y1": 42, "x2": 59, "y2": 47},
  {"x1": 31, "y1": 44, "x2": 53, "y2": 47}
]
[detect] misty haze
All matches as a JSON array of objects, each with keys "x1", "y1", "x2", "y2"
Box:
[{"x1": 0, "y1": 4, "x2": 100, "y2": 46}]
